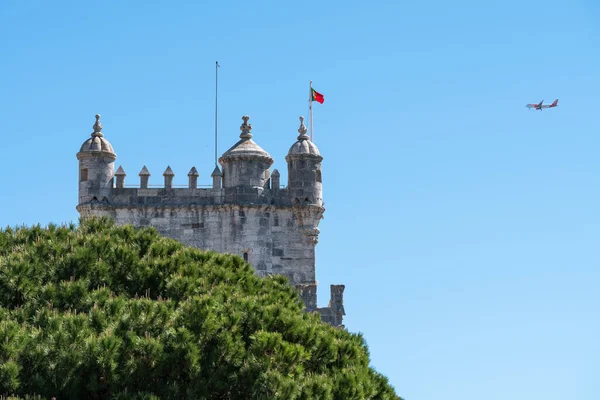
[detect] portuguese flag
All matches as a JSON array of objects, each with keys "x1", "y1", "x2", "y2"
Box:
[{"x1": 311, "y1": 88, "x2": 324, "y2": 104}]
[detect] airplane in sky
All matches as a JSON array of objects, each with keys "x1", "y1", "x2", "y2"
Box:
[{"x1": 526, "y1": 99, "x2": 559, "y2": 110}]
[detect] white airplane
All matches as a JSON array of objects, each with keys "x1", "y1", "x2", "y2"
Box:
[{"x1": 526, "y1": 99, "x2": 559, "y2": 110}]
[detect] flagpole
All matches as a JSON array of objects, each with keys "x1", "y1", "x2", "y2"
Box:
[
  {"x1": 214, "y1": 61, "x2": 219, "y2": 166},
  {"x1": 309, "y1": 80, "x2": 313, "y2": 141}
]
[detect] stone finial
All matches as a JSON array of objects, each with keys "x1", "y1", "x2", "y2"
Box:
[
  {"x1": 188, "y1": 166, "x2": 199, "y2": 189},
  {"x1": 297, "y1": 116, "x2": 308, "y2": 141},
  {"x1": 271, "y1": 169, "x2": 280, "y2": 177},
  {"x1": 239, "y1": 115, "x2": 252, "y2": 140},
  {"x1": 163, "y1": 166, "x2": 174, "y2": 189},
  {"x1": 139, "y1": 165, "x2": 150, "y2": 189},
  {"x1": 92, "y1": 114, "x2": 104, "y2": 138},
  {"x1": 115, "y1": 165, "x2": 126, "y2": 189}
]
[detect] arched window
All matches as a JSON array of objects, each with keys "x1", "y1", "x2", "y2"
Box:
[
  {"x1": 316, "y1": 169, "x2": 322, "y2": 183},
  {"x1": 243, "y1": 252, "x2": 248, "y2": 262},
  {"x1": 80, "y1": 168, "x2": 88, "y2": 182}
]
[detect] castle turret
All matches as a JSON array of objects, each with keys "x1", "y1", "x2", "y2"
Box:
[
  {"x1": 76, "y1": 114, "x2": 117, "y2": 204},
  {"x1": 285, "y1": 116, "x2": 323, "y2": 206},
  {"x1": 218, "y1": 115, "x2": 273, "y2": 190}
]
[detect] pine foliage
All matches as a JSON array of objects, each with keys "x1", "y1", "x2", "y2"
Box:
[{"x1": 0, "y1": 218, "x2": 400, "y2": 399}]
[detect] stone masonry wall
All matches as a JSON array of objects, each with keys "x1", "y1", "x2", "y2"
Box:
[{"x1": 79, "y1": 202, "x2": 317, "y2": 286}]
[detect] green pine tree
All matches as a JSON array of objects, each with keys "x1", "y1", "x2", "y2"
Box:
[{"x1": 0, "y1": 218, "x2": 401, "y2": 400}]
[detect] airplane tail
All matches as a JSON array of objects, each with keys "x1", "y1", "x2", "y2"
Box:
[{"x1": 550, "y1": 99, "x2": 558, "y2": 107}]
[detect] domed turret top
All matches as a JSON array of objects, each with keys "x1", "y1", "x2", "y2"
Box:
[
  {"x1": 219, "y1": 115, "x2": 273, "y2": 163},
  {"x1": 287, "y1": 116, "x2": 321, "y2": 158},
  {"x1": 78, "y1": 114, "x2": 116, "y2": 158}
]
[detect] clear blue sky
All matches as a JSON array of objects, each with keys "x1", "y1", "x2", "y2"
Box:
[{"x1": 1, "y1": 1, "x2": 599, "y2": 398}]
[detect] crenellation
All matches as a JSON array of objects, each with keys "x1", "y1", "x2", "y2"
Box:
[
  {"x1": 139, "y1": 166, "x2": 151, "y2": 189},
  {"x1": 317, "y1": 285, "x2": 345, "y2": 327},
  {"x1": 76, "y1": 114, "x2": 344, "y2": 327},
  {"x1": 163, "y1": 166, "x2": 175, "y2": 189},
  {"x1": 115, "y1": 166, "x2": 126, "y2": 188},
  {"x1": 296, "y1": 283, "x2": 318, "y2": 311},
  {"x1": 188, "y1": 167, "x2": 199, "y2": 189},
  {"x1": 271, "y1": 169, "x2": 280, "y2": 190},
  {"x1": 211, "y1": 166, "x2": 223, "y2": 189}
]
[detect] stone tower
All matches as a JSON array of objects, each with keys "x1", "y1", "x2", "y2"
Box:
[
  {"x1": 76, "y1": 114, "x2": 345, "y2": 326},
  {"x1": 76, "y1": 115, "x2": 116, "y2": 204},
  {"x1": 286, "y1": 116, "x2": 323, "y2": 207}
]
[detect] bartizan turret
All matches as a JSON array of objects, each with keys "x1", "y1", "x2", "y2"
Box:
[
  {"x1": 286, "y1": 116, "x2": 323, "y2": 206},
  {"x1": 218, "y1": 115, "x2": 273, "y2": 191},
  {"x1": 76, "y1": 114, "x2": 116, "y2": 205}
]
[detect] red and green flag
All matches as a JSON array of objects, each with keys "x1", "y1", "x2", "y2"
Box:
[{"x1": 311, "y1": 88, "x2": 324, "y2": 104}]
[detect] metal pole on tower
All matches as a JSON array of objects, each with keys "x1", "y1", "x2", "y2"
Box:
[
  {"x1": 309, "y1": 80, "x2": 313, "y2": 141},
  {"x1": 214, "y1": 61, "x2": 220, "y2": 166}
]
